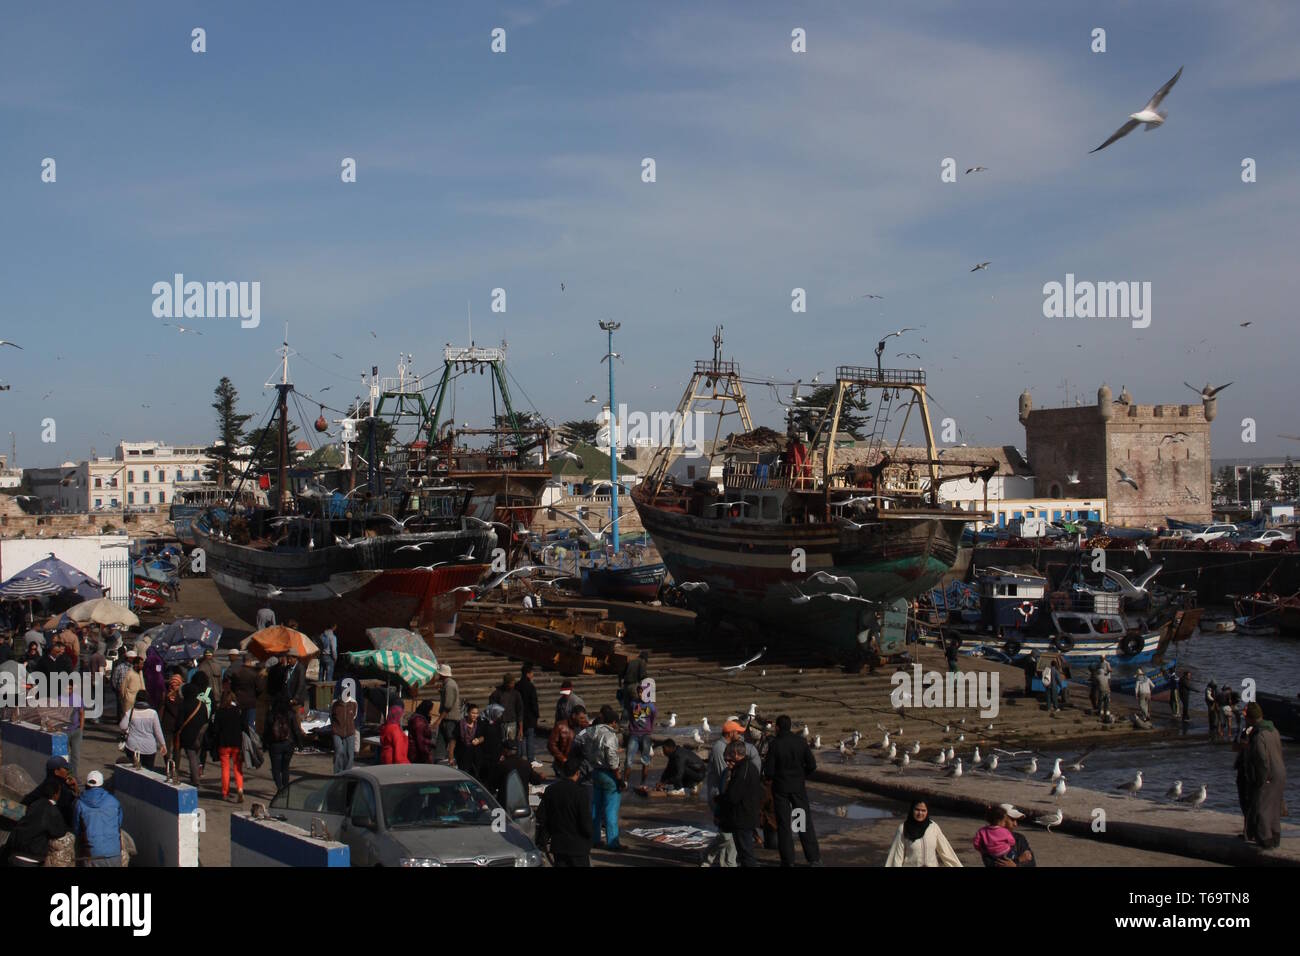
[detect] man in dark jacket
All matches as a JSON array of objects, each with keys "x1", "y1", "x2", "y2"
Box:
[
  {"x1": 282, "y1": 651, "x2": 307, "y2": 707},
  {"x1": 719, "y1": 740, "x2": 762, "y2": 866},
  {"x1": 226, "y1": 653, "x2": 262, "y2": 728},
  {"x1": 619, "y1": 651, "x2": 648, "y2": 716},
  {"x1": 489, "y1": 739, "x2": 544, "y2": 814},
  {"x1": 763, "y1": 714, "x2": 821, "y2": 866},
  {"x1": 537, "y1": 756, "x2": 593, "y2": 866},
  {"x1": 655, "y1": 737, "x2": 706, "y2": 792},
  {"x1": 517, "y1": 663, "x2": 541, "y2": 764},
  {"x1": 22, "y1": 756, "x2": 78, "y2": 828},
  {"x1": 488, "y1": 674, "x2": 524, "y2": 746},
  {"x1": 6, "y1": 777, "x2": 68, "y2": 866}
]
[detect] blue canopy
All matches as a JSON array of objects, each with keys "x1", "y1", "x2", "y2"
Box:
[
  {"x1": 0, "y1": 554, "x2": 104, "y2": 602},
  {"x1": 141, "y1": 618, "x2": 223, "y2": 664}
]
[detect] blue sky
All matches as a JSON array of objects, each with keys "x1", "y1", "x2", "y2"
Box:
[{"x1": 3, "y1": 0, "x2": 1298, "y2": 468}]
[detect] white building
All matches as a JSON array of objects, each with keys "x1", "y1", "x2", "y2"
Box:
[
  {"x1": 77, "y1": 441, "x2": 214, "y2": 512},
  {"x1": 0, "y1": 454, "x2": 21, "y2": 490}
]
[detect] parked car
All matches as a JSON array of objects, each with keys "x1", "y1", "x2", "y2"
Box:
[
  {"x1": 1251, "y1": 529, "x2": 1295, "y2": 545},
  {"x1": 1190, "y1": 523, "x2": 1238, "y2": 543},
  {"x1": 267, "y1": 765, "x2": 542, "y2": 867}
]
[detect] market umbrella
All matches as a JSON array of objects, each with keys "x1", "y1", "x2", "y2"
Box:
[
  {"x1": 143, "y1": 618, "x2": 222, "y2": 665},
  {"x1": 345, "y1": 649, "x2": 439, "y2": 691},
  {"x1": 243, "y1": 625, "x2": 318, "y2": 661},
  {"x1": 66, "y1": 597, "x2": 140, "y2": 627},
  {"x1": 0, "y1": 554, "x2": 105, "y2": 602},
  {"x1": 364, "y1": 627, "x2": 436, "y2": 660}
]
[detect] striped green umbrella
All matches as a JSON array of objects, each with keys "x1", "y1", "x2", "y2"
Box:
[{"x1": 345, "y1": 649, "x2": 439, "y2": 690}]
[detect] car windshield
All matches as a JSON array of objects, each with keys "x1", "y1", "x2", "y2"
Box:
[{"x1": 381, "y1": 780, "x2": 497, "y2": 829}]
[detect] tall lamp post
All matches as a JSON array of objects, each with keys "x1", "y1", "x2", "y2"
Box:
[{"x1": 599, "y1": 320, "x2": 621, "y2": 557}]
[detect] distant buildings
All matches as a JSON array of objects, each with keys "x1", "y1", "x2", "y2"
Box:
[
  {"x1": 0, "y1": 454, "x2": 20, "y2": 490},
  {"x1": 26, "y1": 441, "x2": 214, "y2": 513}
]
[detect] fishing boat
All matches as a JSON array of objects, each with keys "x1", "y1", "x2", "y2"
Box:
[
  {"x1": 1231, "y1": 592, "x2": 1300, "y2": 636},
  {"x1": 1256, "y1": 691, "x2": 1300, "y2": 739},
  {"x1": 580, "y1": 562, "x2": 667, "y2": 601},
  {"x1": 170, "y1": 484, "x2": 266, "y2": 546},
  {"x1": 194, "y1": 342, "x2": 494, "y2": 650},
  {"x1": 631, "y1": 328, "x2": 998, "y2": 659}
]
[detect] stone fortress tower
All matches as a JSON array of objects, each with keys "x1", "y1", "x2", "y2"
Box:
[{"x1": 1019, "y1": 384, "x2": 1214, "y2": 527}]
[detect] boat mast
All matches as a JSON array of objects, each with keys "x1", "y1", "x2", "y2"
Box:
[
  {"x1": 600, "y1": 320, "x2": 622, "y2": 555},
  {"x1": 274, "y1": 327, "x2": 294, "y2": 512}
]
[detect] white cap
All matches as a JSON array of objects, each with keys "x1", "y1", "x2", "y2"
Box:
[
  {"x1": 86, "y1": 771, "x2": 104, "y2": 788},
  {"x1": 999, "y1": 803, "x2": 1025, "y2": 819}
]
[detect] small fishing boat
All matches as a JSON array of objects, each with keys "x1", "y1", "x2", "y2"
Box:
[
  {"x1": 580, "y1": 561, "x2": 668, "y2": 602},
  {"x1": 1199, "y1": 613, "x2": 1237, "y2": 634}
]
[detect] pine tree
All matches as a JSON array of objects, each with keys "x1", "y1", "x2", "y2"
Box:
[{"x1": 206, "y1": 377, "x2": 252, "y2": 486}]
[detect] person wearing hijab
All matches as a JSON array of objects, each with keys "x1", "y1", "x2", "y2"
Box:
[
  {"x1": 161, "y1": 674, "x2": 185, "y2": 756},
  {"x1": 407, "y1": 700, "x2": 435, "y2": 764},
  {"x1": 455, "y1": 702, "x2": 488, "y2": 779},
  {"x1": 886, "y1": 800, "x2": 962, "y2": 867},
  {"x1": 177, "y1": 680, "x2": 210, "y2": 786},
  {"x1": 144, "y1": 646, "x2": 167, "y2": 710},
  {"x1": 119, "y1": 694, "x2": 167, "y2": 771},
  {"x1": 331, "y1": 687, "x2": 358, "y2": 773},
  {"x1": 380, "y1": 703, "x2": 410, "y2": 764},
  {"x1": 1242, "y1": 702, "x2": 1287, "y2": 848}
]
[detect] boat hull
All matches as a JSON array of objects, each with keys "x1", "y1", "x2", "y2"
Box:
[
  {"x1": 634, "y1": 499, "x2": 970, "y2": 657},
  {"x1": 580, "y1": 563, "x2": 667, "y2": 601},
  {"x1": 194, "y1": 521, "x2": 494, "y2": 650}
]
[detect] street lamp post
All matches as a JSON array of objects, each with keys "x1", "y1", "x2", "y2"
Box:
[{"x1": 599, "y1": 320, "x2": 621, "y2": 557}]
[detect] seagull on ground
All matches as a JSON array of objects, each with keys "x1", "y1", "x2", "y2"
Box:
[
  {"x1": 667, "y1": 713, "x2": 677, "y2": 728},
  {"x1": 1165, "y1": 780, "x2": 1183, "y2": 801},
  {"x1": 1018, "y1": 757, "x2": 1039, "y2": 776},
  {"x1": 1051, "y1": 777, "x2": 1067, "y2": 801},
  {"x1": 944, "y1": 758, "x2": 963, "y2": 778},
  {"x1": 985, "y1": 754, "x2": 999, "y2": 774},
  {"x1": 934, "y1": 750, "x2": 947, "y2": 768},
  {"x1": 1049, "y1": 758, "x2": 1063, "y2": 783},
  {"x1": 1179, "y1": 784, "x2": 1207, "y2": 809},
  {"x1": 701, "y1": 718, "x2": 711, "y2": 735},
  {"x1": 1116, "y1": 770, "x2": 1143, "y2": 798},
  {"x1": 1034, "y1": 809, "x2": 1063, "y2": 833}
]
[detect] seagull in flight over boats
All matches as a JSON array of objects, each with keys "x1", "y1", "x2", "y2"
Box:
[
  {"x1": 1160, "y1": 432, "x2": 1189, "y2": 444},
  {"x1": 807, "y1": 570, "x2": 858, "y2": 594},
  {"x1": 944, "y1": 758, "x2": 963, "y2": 778},
  {"x1": 965, "y1": 165, "x2": 989, "y2": 174},
  {"x1": 163, "y1": 323, "x2": 203, "y2": 335},
  {"x1": 0, "y1": 340, "x2": 24, "y2": 349},
  {"x1": 897, "y1": 352, "x2": 922, "y2": 360},
  {"x1": 1051, "y1": 777, "x2": 1067, "y2": 800},
  {"x1": 678, "y1": 581, "x2": 710, "y2": 593},
  {"x1": 1065, "y1": 470, "x2": 1080, "y2": 484},
  {"x1": 970, "y1": 261, "x2": 991, "y2": 272},
  {"x1": 549, "y1": 449, "x2": 584, "y2": 468},
  {"x1": 789, "y1": 590, "x2": 812, "y2": 605},
  {"x1": 395, "y1": 541, "x2": 435, "y2": 552},
  {"x1": 264, "y1": 586, "x2": 284, "y2": 597},
  {"x1": 829, "y1": 593, "x2": 873, "y2": 605},
  {"x1": 334, "y1": 536, "x2": 358, "y2": 548},
  {"x1": 721, "y1": 647, "x2": 765, "y2": 672},
  {"x1": 1179, "y1": 784, "x2": 1207, "y2": 809},
  {"x1": 1165, "y1": 780, "x2": 1183, "y2": 801},
  {"x1": 1104, "y1": 563, "x2": 1163, "y2": 598},
  {"x1": 1116, "y1": 770, "x2": 1143, "y2": 797},
  {"x1": 585, "y1": 394, "x2": 599, "y2": 404},
  {"x1": 858, "y1": 293, "x2": 884, "y2": 300},
  {"x1": 1089, "y1": 66, "x2": 1183, "y2": 153},
  {"x1": 1115, "y1": 467, "x2": 1139, "y2": 490},
  {"x1": 876, "y1": 328, "x2": 917, "y2": 348},
  {"x1": 600, "y1": 352, "x2": 622, "y2": 364},
  {"x1": 1185, "y1": 381, "x2": 1231, "y2": 400},
  {"x1": 1034, "y1": 809, "x2": 1063, "y2": 833}
]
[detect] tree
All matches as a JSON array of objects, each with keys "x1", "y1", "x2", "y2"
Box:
[
  {"x1": 560, "y1": 419, "x2": 600, "y2": 444},
  {"x1": 789, "y1": 385, "x2": 874, "y2": 440},
  {"x1": 206, "y1": 377, "x2": 252, "y2": 486},
  {"x1": 1213, "y1": 465, "x2": 1237, "y2": 500},
  {"x1": 1282, "y1": 457, "x2": 1300, "y2": 501},
  {"x1": 245, "y1": 418, "x2": 299, "y2": 478},
  {"x1": 345, "y1": 402, "x2": 397, "y2": 468}
]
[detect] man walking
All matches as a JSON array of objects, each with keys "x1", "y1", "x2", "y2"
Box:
[
  {"x1": 435, "y1": 664, "x2": 461, "y2": 763},
  {"x1": 1134, "y1": 669, "x2": 1153, "y2": 721},
  {"x1": 554, "y1": 680, "x2": 584, "y2": 725},
  {"x1": 763, "y1": 714, "x2": 821, "y2": 866},
  {"x1": 720, "y1": 740, "x2": 762, "y2": 866},
  {"x1": 331, "y1": 687, "x2": 358, "y2": 773},
  {"x1": 1096, "y1": 663, "x2": 1112, "y2": 722},
  {"x1": 1242, "y1": 702, "x2": 1287, "y2": 848},
  {"x1": 517, "y1": 663, "x2": 540, "y2": 764},
  {"x1": 538, "y1": 756, "x2": 593, "y2": 866},
  {"x1": 585, "y1": 705, "x2": 623, "y2": 851},
  {"x1": 704, "y1": 720, "x2": 761, "y2": 866},
  {"x1": 317, "y1": 622, "x2": 338, "y2": 683}
]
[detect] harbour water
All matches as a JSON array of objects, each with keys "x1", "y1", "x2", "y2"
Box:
[{"x1": 1039, "y1": 624, "x2": 1300, "y2": 821}]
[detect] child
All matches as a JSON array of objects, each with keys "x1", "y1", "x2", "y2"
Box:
[{"x1": 972, "y1": 804, "x2": 1017, "y2": 864}]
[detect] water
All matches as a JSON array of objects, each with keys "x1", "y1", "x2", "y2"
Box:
[{"x1": 1039, "y1": 624, "x2": 1300, "y2": 819}]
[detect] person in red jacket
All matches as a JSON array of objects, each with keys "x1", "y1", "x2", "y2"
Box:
[{"x1": 380, "y1": 704, "x2": 410, "y2": 764}]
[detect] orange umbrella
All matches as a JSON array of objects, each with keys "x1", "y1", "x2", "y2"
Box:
[{"x1": 242, "y1": 625, "x2": 318, "y2": 661}]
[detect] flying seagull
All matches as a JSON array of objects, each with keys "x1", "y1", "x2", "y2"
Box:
[
  {"x1": 858, "y1": 293, "x2": 884, "y2": 300},
  {"x1": 1066, "y1": 470, "x2": 1080, "y2": 485},
  {"x1": 678, "y1": 581, "x2": 710, "y2": 593},
  {"x1": 720, "y1": 647, "x2": 765, "y2": 672},
  {"x1": 1239, "y1": 321, "x2": 1252, "y2": 327},
  {"x1": 807, "y1": 570, "x2": 859, "y2": 594},
  {"x1": 1089, "y1": 66, "x2": 1183, "y2": 153},
  {"x1": 1185, "y1": 381, "x2": 1231, "y2": 400},
  {"x1": 585, "y1": 395, "x2": 599, "y2": 404},
  {"x1": 965, "y1": 166, "x2": 988, "y2": 174},
  {"x1": 970, "y1": 261, "x2": 991, "y2": 272},
  {"x1": 0, "y1": 340, "x2": 23, "y2": 349},
  {"x1": 1115, "y1": 467, "x2": 1139, "y2": 490}
]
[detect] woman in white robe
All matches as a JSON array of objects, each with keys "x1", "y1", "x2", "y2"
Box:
[{"x1": 885, "y1": 800, "x2": 963, "y2": 867}]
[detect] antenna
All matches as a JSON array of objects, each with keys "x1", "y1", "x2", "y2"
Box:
[{"x1": 468, "y1": 300, "x2": 473, "y2": 346}]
